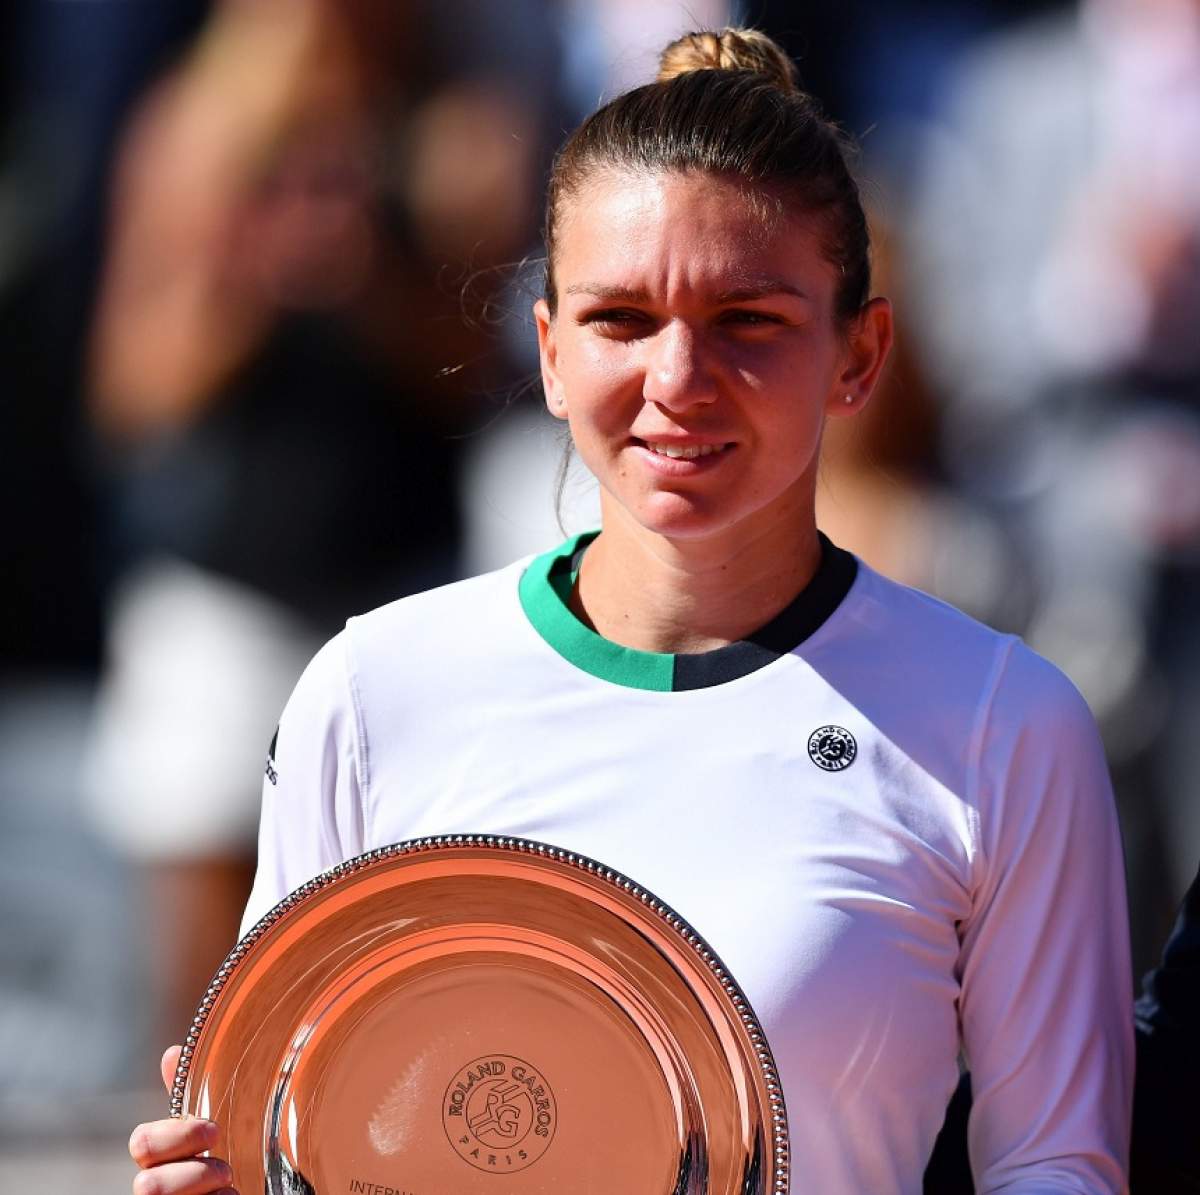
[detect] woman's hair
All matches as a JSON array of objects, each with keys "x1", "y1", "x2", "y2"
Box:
[{"x1": 542, "y1": 27, "x2": 871, "y2": 325}]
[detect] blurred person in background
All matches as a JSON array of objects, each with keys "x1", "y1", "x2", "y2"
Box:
[
  {"x1": 80, "y1": 0, "x2": 560, "y2": 1053},
  {"x1": 907, "y1": 0, "x2": 1200, "y2": 976},
  {"x1": 0, "y1": 0, "x2": 210, "y2": 1133},
  {"x1": 1129, "y1": 858, "x2": 1200, "y2": 1191},
  {"x1": 815, "y1": 226, "x2": 1035, "y2": 637},
  {"x1": 752, "y1": 0, "x2": 1069, "y2": 180}
]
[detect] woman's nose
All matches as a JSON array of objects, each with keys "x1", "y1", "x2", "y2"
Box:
[{"x1": 641, "y1": 321, "x2": 717, "y2": 411}]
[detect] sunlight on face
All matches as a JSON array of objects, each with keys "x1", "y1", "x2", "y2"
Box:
[{"x1": 536, "y1": 169, "x2": 888, "y2": 549}]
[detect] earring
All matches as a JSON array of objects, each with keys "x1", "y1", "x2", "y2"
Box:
[{"x1": 844, "y1": 395, "x2": 854, "y2": 405}]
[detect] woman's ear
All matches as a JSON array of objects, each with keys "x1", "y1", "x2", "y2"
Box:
[
  {"x1": 825, "y1": 296, "x2": 894, "y2": 418},
  {"x1": 534, "y1": 298, "x2": 567, "y2": 419}
]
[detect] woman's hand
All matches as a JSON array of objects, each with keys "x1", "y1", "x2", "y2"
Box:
[{"x1": 129, "y1": 1046, "x2": 237, "y2": 1194}]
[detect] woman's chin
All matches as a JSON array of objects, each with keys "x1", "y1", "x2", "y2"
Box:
[{"x1": 615, "y1": 492, "x2": 738, "y2": 543}]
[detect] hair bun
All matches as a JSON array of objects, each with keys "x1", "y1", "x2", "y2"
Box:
[{"x1": 657, "y1": 28, "x2": 799, "y2": 94}]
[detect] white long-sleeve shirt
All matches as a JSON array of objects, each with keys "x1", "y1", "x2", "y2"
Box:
[{"x1": 243, "y1": 534, "x2": 1133, "y2": 1193}]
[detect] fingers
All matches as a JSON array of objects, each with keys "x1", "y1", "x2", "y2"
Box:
[
  {"x1": 135, "y1": 1054, "x2": 235, "y2": 1195},
  {"x1": 130, "y1": 1158, "x2": 235, "y2": 1195},
  {"x1": 128, "y1": 1115, "x2": 237, "y2": 1195},
  {"x1": 160, "y1": 1045, "x2": 183, "y2": 1094},
  {"x1": 129, "y1": 1117, "x2": 219, "y2": 1168}
]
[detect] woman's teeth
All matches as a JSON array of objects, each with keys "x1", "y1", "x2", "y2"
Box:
[{"x1": 644, "y1": 442, "x2": 726, "y2": 459}]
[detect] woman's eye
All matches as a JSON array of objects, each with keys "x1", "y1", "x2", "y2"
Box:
[
  {"x1": 578, "y1": 309, "x2": 653, "y2": 337},
  {"x1": 720, "y1": 309, "x2": 782, "y2": 327},
  {"x1": 582, "y1": 309, "x2": 642, "y2": 326}
]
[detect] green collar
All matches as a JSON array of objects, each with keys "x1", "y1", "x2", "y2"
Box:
[{"x1": 518, "y1": 531, "x2": 857, "y2": 692}]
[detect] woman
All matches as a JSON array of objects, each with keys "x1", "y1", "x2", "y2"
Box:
[{"x1": 128, "y1": 29, "x2": 1133, "y2": 1194}]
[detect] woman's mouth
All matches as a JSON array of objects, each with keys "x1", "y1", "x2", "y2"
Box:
[{"x1": 639, "y1": 440, "x2": 731, "y2": 460}]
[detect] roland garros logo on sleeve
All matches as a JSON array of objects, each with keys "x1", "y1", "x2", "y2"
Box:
[
  {"x1": 807, "y1": 725, "x2": 857, "y2": 772},
  {"x1": 443, "y1": 1054, "x2": 557, "y2": 1173}
]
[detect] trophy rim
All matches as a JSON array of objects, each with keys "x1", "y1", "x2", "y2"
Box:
[{"x1": 170, "y1": 833, "x2": 790, "y2": 1193}]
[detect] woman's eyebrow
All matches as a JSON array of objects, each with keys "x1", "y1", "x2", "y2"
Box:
[
  {"x1": 712, "y1": 280, "x2": 813, "y2": 304},
  {"x1": 564, "y1": 283, "x2": 650, "y2": 301},
  {"x1": 563, "y1": 281, "x2": 812, "y2": 303}
]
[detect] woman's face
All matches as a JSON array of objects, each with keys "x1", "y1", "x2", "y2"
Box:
[{"x1": 535, "y1": 168, "x2": 891, "y2": 549}]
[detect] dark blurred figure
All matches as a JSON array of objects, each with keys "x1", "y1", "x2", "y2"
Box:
[
  {"x1": 747, "y1": 0, "x2": 1064, "y2": 138},
  {"x1": 79, "y1": 0, "x2": 561, "y2": 1052},
  {"x1": 0, "y1": 0, "x2": 209, "y2": 1122},
  {"x1": 0, "y1": 0, "x2": 206, "y2": 670},
  {"x1": 1131, "y1": 862, "x2": 1200, "y2": 1193}
]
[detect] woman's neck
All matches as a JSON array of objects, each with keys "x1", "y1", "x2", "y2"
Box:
[{"x1": 569, "y1": 509, "x2": 823, "y2": 654}]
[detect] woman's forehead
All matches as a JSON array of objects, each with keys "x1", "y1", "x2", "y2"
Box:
[
  {"x1": 554, "y1": 168, "x2": 835, "y2": 298},
  {"x1": 560, "y1": 168, "x2": 778, "y2": 238}
]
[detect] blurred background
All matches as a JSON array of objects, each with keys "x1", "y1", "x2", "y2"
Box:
[{"x1": 2, "y1": 0, "x2": 1198, "y2": 1188}]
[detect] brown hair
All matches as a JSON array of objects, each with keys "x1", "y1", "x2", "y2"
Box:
[{"x1": 543, "y1": 27, "x2": 871, "y2": 324}]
